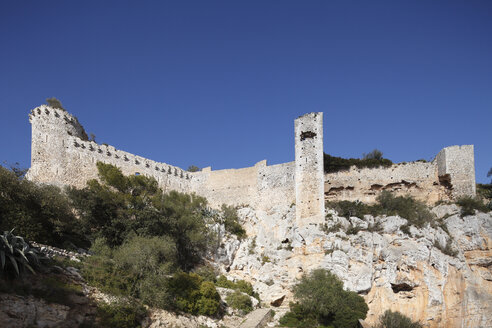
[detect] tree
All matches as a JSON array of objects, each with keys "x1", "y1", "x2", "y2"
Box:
[
  {"x1": 488, "y1": 167, "x2": 492, "y2": 184},
  {"x1": 0, "y1": 166, "x2": 87, "y2": 248},
  {"x1": 45, "y1": 97, "x2": 65, "y2": 110},
  {"x1": 362, "y1": 149, "x2": 383, "y2": 160},
  {"x1": 67, "y1": 162, "x2": 212, "y2": 269},
  {"x1": 279, "y1": 269, "x2": 368, "y2": 328},
  {"x1": 187, "y1": 165, "x2": 200, "y2": 172},
  {"x1": 376, "y1": 310, "x2": 422, "y2": 328}
]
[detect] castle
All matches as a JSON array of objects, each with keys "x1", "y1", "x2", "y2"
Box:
[{"x1": 27, "y1": 105, "x2": 476, "y2": 226}]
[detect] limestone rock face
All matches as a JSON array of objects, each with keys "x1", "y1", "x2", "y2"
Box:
[{"x1": 218, "y1": 204, "x2": 492, "y2": 328}]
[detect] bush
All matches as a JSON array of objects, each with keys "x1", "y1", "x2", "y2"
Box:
[
  {"x1": 216, "y1": 275, "x2": 255, "y2": 296},
  {"x1": 279, "y1": 269, "x2": 368, "y2": 328},
  {"x1": 434, "y1": 239, "x2": 458, "y2": 257},
  {"x1": 325, "y1": 200, "x2": 376, "y2": 219},
  {"x1": 0, "y1": 166, "x2": 88, "y2": 248},
  {"x1": 220, "y1": 205, "x2": 246, "y2": 239},
  {"x1": 31, "y1": 277, "x2": 83, "y2": 306},
  {"x1": 376, "y1": 191, "x2": 434, "y2": 228},
  {"x1": 187, "y1": 165, "x2": 201, "y2": 172},
  {"x1": 456, "y1": 196, "x2": 489, "y2": 217},
  {"x1": 68, "y1": 162, "x2": 212, "y2": 270},
  {"x1": 113, "y1": 235, "x2": 177, "y2": 279},
  {"x1": 376, "y1": 310, "x2": 422, "y2": 328},
  {"x1": 45, "y1": 97, "x2": 65, "y2": 110},
  {"x1": 325, "y1": 191, "x2": 434, "y2": 229},
  {"x1": 96, "y1": 300, "x2": 147, "y2": 328},
  {"x1": 324, "y1": 153, "x2": 392, "y2": 173},
  {"x1": 476, "y1": 183, "x2": 492, "y2": 210},
  {"x1": 166, "y1": 272, "x2": 221, "y2": 316},
  {"x1": 226, "y1": 290, "x2": 253, "y2": 314}
]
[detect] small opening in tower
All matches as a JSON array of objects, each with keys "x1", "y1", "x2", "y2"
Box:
[{"x1": 300, "y1": 131, "x2": 316, "y2": 141}]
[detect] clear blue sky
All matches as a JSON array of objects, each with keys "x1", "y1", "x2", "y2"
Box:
[{"x1": 1, "y1": 1, "x2": 491, "y2": 183}]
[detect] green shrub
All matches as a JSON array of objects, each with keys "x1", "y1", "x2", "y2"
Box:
[
  {"x1": 400, "y1": 224, "x2": 411, "y2": 236},
  {"x1": 279, "y1": 302, "x2": 319, "y2": 328},
  {"x1": 220, "y1": 204, "x2": 246, "y2": 239},
  {"x1": 0, "y1": 166, "x2": 88, "y2": 248},
  {"x1": 376, "y1": 310, "x2": 422, "y2": 328},
  {"x1": 187, "y1": 165, "x2": 201, "y2": 172},
  {"x1": 45, "y1": 97, "x2": 65, "y2": 110},
  {"x1": 216, "y1": 275, "x2": 255, "y2": 297},
  {"x1": 31, "y1": 277, "x2": 83, "y2": 306},
  {"x1": 226, "y1": 290, "x2": 253, "y2": 314},
  {"x1": 68, "y1": 162, "x2": 212, "y2": 270},
  {"x1": 325, "y1": 200, "x2": 376, "y2": 219},
  {"x1": 377, "y1": 191, "x2": 434, "y2": 228},
  {"x1": 279, "y1": 269, "x2": 368, "y2": 328},
  {"x1": 196, "y1": 281, "x2": 221, "y2": 316},
  {"x1": 456, "y1": 196, "x2": 489, "y2": 217},
  {"x1": 325, "y1": 192, "x2": 434, "y2": 229},
  {"x1": 324, "y1": 152, "x2": 392, "y2": 174},
  {"x1": 434, "y1": 239, "x2": 458, "y2": 257},
  {"x1": 81, "y1": 255, "x2": 137, "y2": 297},
  {"x1": 193, "y1": 265, "x2": 217, "y2": 283},
  {"x1": 166, "y1": 272, "x2": 221, "y2": 316},
  {"x1": 96, "y1": 300, "x2": 147, "y2": 328},
  {"x1": 113, "y1": 235, "x2": 177, "y2": 278},
  {"x1": 346, "y1": 224, "x2": 361, "y2": 235}
]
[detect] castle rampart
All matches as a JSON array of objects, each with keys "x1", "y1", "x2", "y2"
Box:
[
  {"x1": 27, "y1": 105, "x2": 192, "y2": 193},
  {"x1": 27, "y1": 105, "x2": 476, "y2": 221}
]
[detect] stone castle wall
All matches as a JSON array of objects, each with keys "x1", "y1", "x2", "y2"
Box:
[
  {"x1": 27, "y1": 105, "x2": 192, "y2": 193},
  {"x1": 324, "y1": 146, "x2": 476, "y2": 205},
  {"x1": 27, "y1": 105, "x2": 476, "y2": 219},
  {"x1": 192, "y1": 160, "x2": 295, "y2": 210}
]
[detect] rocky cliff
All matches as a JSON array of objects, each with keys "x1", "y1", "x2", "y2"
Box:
[{"x1": 215, "y1": 204, "x2": 492, "y2": 327}]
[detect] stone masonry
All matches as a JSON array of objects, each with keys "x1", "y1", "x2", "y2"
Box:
[
  {"x1": 26, "y1": 105, "x2": 476, "y2": 227},
  {"x1": 295, "y1": 112, "x2": 325, "y2": 226}
]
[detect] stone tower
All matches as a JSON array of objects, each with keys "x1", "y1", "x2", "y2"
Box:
[
  {"x1": 436, "y1": 145, "x2": 476, "y2": 198},
  {"x1": 295, "y1": 112, "x2": 325, "y2": 227},
  {"x1": 27, "y1": 105, "x2": 87, "y2": 186}
]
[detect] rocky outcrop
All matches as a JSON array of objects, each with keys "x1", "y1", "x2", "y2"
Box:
[{"x1": 215, "y1": 204, "x2": 492, "y2": 327}]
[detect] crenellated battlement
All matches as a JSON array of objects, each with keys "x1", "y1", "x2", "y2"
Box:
[
  {"x1": 27, "y1": 105, "x2": 192, "y2": 192},
  {"x1": 29, "y1": 105, "x2": 88, "y2": 141}
]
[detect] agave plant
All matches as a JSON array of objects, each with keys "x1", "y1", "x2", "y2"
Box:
[{"x1": 0, "y1": 229, "x2": 41, "y2": 276}]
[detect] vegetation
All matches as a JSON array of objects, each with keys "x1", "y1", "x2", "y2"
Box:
[
  {"x1": 225, "y1": 290, "x2": 253, "y2": 314},
  {"x1": 46, "y1": 97, "x2": 66, "y2": 111},
  {"x1": 325, "y1": 191, "x2": 434, "y2": 229},
  {"x1": 220, "y1": 204, "x2": 247, "y2": 239},
  {"x1": 375, "y1": 310, "x2": 422, "y2": 328},
  {"x1": 456, "y1": 196, "x2": 489, "y2": 217},
  {"x1": 0, "y1": 229, "x2": 42, "y2": 277},
  {"x1": 67, "y1": 162, "x2": 214, "y2": 269},
  {"x1": 279, "y1": 269, "x2": 368, "y2": 328},
  {"x1": 216, "y1": 275, "x2": 255, "y2": 296},
  {"x1": 324, "y1": 150, "x2": 392, "y2": 174},
  {"x1": 0, "y1": 165, "x2": 88, "y2": 248},
  {"x1": 433, "y1": 239, "x2": 458, "y2": 257},
  {"x1": 0, "y1": 163, "x2": 244, "y2": 319},
  {"x1": 96, "y1": 300, "x2": 147, "y2": 328},
  {"x1": 82, "y1": 238, "x2": 222, "y2": 316},
  {"x1": 187, "y1": 165, "x2": 201, "y2": 172}
]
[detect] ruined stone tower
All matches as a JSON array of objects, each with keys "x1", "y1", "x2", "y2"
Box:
[
  {"x1": 436, "y1": 145, "x2": 476, "y2": 198},
  {"x1": 294, "y1": 112, "x2": 325, "y2": 227},
  {"x1": 27, "y1": 105, "x2": 88, "y2": 186}
]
